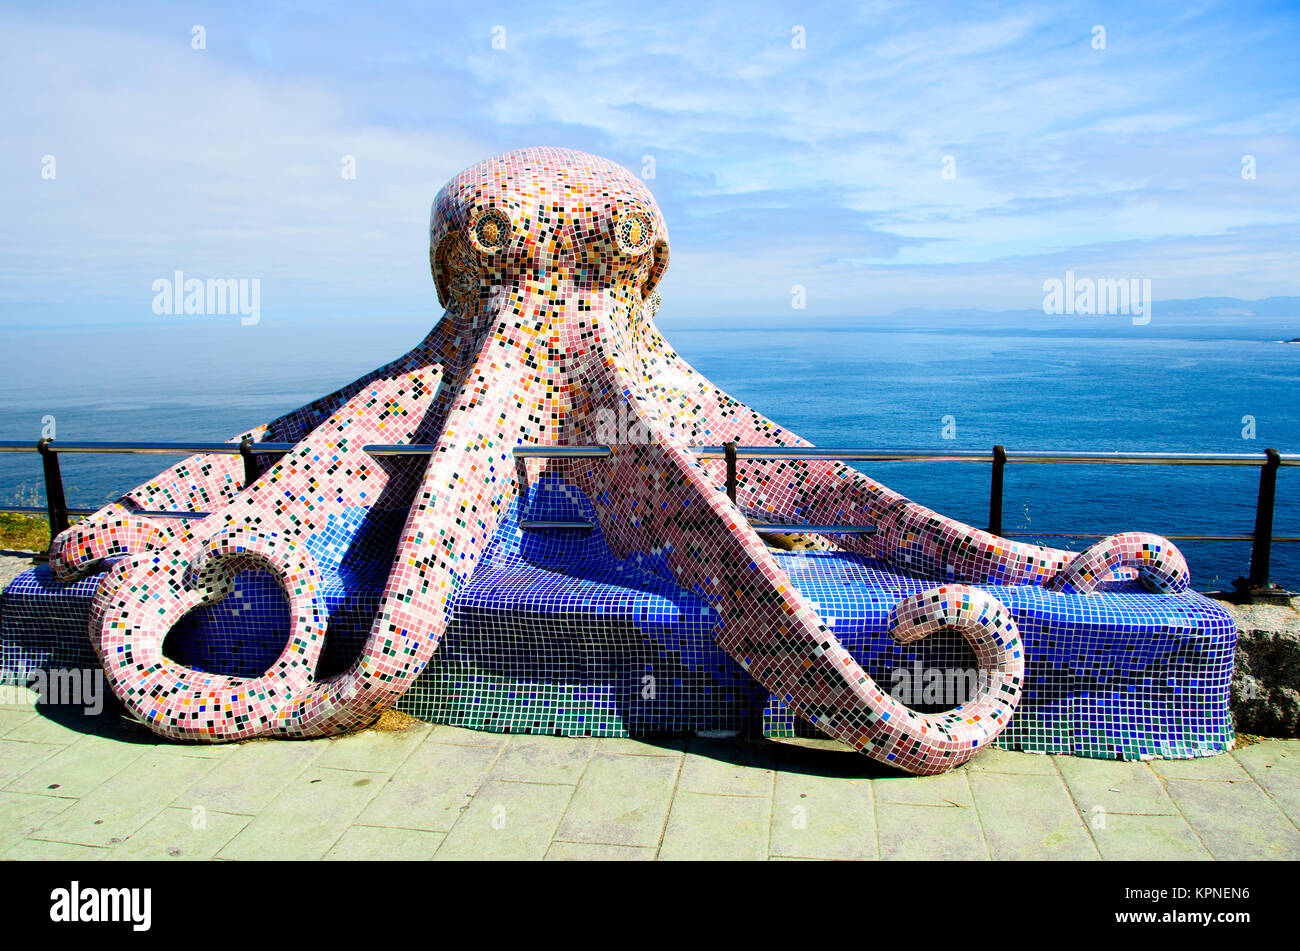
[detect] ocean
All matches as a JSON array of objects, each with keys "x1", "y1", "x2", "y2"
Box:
[{"x1": 2, "y1": 310, "x2": 1297, "y2": 590}]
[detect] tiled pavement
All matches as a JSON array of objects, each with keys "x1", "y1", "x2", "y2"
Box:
[{"x1": 0, "y1": 686, "x2": 1297, "y2": 861}]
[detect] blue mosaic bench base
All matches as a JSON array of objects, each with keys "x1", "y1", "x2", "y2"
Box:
[{"x1": 0, "y1": 480, "x2": 1237, "y2": 760}]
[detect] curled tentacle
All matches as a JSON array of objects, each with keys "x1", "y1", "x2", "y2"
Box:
[
  {"x1": 1048, "y1": 531, "x2": 1190, "y2": 594},
  {"x1": 48, "y1": 432, "x2": 262, "y2": 581},
  {"x1": 887, "y1": 585, "x2": 1024, "y2": 758},
  {"x1": 49, "y1": 507, "x2": 172, "y2": 581},
  {"x1": 96, "y1": 526, "x2": 327, "y2": 740}
]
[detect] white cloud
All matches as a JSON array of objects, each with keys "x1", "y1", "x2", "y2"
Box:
[
  {"x1": 0, "y1": 9, "x2": 491, "y2": 311},
  {"x1": 1, "y1": 0, "x2": 1297, "y2": 323}
]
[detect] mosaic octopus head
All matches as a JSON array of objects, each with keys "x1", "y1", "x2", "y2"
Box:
[{"x1": 428, "y1": 148, "x2": 669, "y2": 324}]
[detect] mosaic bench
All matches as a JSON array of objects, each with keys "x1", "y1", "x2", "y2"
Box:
[{"x1": 0, "y1": 474, "x2": 1236, "y2": 761}]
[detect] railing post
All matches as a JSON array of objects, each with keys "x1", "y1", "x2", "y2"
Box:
[
  {"x1": 988, "y1": 444, "x2": 1006, "y2": 536},
  {"x1": 724, "y1": 441, "x2": 738, "y2": 504},
  {"x1": 37, "y1": 438, "x2": 69, "y2": 538},
  {"x1": 239, "y1": 437, "x2": 258, "y2": 488},
  {"x1": 1246, "y1": 448, "x2": 1281, "y2": 597}
]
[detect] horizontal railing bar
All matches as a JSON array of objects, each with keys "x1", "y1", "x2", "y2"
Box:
[
  {"x1": 695, "y1": 447, "x2": 996, "y2": 462},
  {"x1": 517, "y1": 520, "x2": 878, "y2": 535},
  {"x1": 1002, "y1": 532, "x2": 1300, "y2": 542},
  {"x1": 362, "y1": 444, "x2": 441, "y2": 456},
  {"x1": 751, "y1": 523, "x2": 878, "y2": 534},
  {"x1": 0, "y1": 441, "x2": 298, "y2": 455},
  {"x1": 3, "y1": 440, "x2": 1296, "y2": 467},
  {"x1": 748, "y1": 524, "x2": 878, "y2": 530},
  {"x1": 1002, "y1": 450, "x2": 1297, "y2": 466},
  {"x1": 696, "y1": 448, "x2": 1300, "y2": 465},
  {"x1": 510, "y1": 446, "x2": 613, "y2": 459},
  {"x1": 511, "y1": 520, "x2": 1295, "y2": 541},
  {"x1": 3, "y1": 505, "x2": 1295, "y2": 543},
  {"x1": 510, "y1": 445, "x2": 1299, "y2": 466}
]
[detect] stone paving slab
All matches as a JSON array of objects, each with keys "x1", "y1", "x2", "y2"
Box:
[
  {"x1": 0, "y1": 690, "x2": 1296, "y2": 861},
  {"x1": 1162, "y1": 775, "x2": 1300, "y2": 860},
  {"x1": 769, "y1": 768, "x2": 877, "y2": 860},
  {"x1": 968, "y1": 771, "x2": 1099, "y2": 860},
  {"x1": 545, "y1": 841, "x2": 654, "y2": 860},
  {"x1": 1229, "y1": 741, "x2": 1300, "y2": 826},
  {"x1": 877, "y1": 800, "x2": 988, "y2": 860},
  {"x1": 0, "y1": 707, "x2": 37, "y2": 737},
  {"x1": 218, "y1": 766, "x2": 389, "y2": 861},
  {"x1": 489, "y1": 734, "x2": 594, "y2": 785},
  {"x1": 0, "y1": 791, "x2": 79, "y2": 855},
  {"x1": 315, "y1": 724, "x2": 432, "y2": 774},
  {"x1": 1086, "y1": 813, "x2": 1212, "y2": 861},
  {"x1": 0, "y1": 738, "x2": 65, "y2": 786},
  {"x1": 356, "y1": 737, "x2": 501, "y2": 833},
  {"x1": 553, "y1": 750, "x2": 679, "y2": 848},
  {"x1": 1054, "y1": 755, "x2": 1182, "y2": 817},
  {"x1": 175, "y1": 739, "x2": 325, "y2": 816},
  {"x1": 659, "y1": 791, "x2": 771, "y2": 861},
  {"x1": 104, "y1": 807, "x2": 251, "y2": 861},
  {"x1": 7, "y1": 733, "x2": 150, "y2": 798},
  {"x1": 326, "y1": 824, "x2": 444, "y2": 861},
  {"x1": 31, "y1": 749, "x2": 219, "y2": 848},
  {"x1": 433, "y1": 779, "x2": 575, "y2": 861},
  {"x1": 678, "y1": 738, "x2": 776, "y2": 797}
]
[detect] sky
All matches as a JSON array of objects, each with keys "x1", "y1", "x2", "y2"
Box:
[{"x1": 2, "y1": 0, "x2": 1298, "y2": 331}]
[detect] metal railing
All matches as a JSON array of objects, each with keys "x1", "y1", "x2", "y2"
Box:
[
  {"x1": 511, "y1": 443, "x2": 1297, "y2": 599},
  {"x1": 1, "y1": 438, "x2": 1295, "y2": 599}
]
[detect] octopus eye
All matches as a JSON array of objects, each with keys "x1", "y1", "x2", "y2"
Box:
[
  {"x1": 469, "y1": 208, "x2": 513, "y2": 254},
  {"x1": 614, "y1": 210, "x2": 655, "y2": 256}
]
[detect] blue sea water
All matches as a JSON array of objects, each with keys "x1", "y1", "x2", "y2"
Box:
[{"x1": 1, "y1": 310, "x2": 1297, "y2": 590}]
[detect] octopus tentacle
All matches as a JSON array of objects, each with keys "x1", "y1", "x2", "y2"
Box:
[
  {"x1": 50, "y1": 509, "x2": 173, "y2": 582},
  {"x1": 887, "y1": 586, "x2": 1024, "y2": 746},
  {"x1": 632, "y1": 322, "x2": 1194, "y2": 589},
  {"x1": 565, "y1": 297, "x2": 1020, "y2": 772},
  {"x1": 633, "y1": 322, "x2": 1081, "y2": 584},
  {"x1": 287, "y1": 304, "x2": 554, "y2": 735},
  {"x1": 96, "y1": 526, "x2": 327, "y2": 738},
  {"x1": 1049, "y1": 531, "x2": 1190, "y2": 594},
  {"x1": 89, "y1": 271, "x2": 564, "y2": 738},
  {"x1": 88, "y1": 330, "x2": 464, "y2": 738},
  {"x1": 50, "y1": 324, "x2": 459, "y2": 581}
]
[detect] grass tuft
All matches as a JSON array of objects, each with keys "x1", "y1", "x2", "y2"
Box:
[{"x1": 0, "y1": 513, "x2": 51, "y2": 553}]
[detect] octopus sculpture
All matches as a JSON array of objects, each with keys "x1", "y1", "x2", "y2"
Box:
[{"x1": 27, "y1": 147, "x2": 1225, "y2": 775}]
